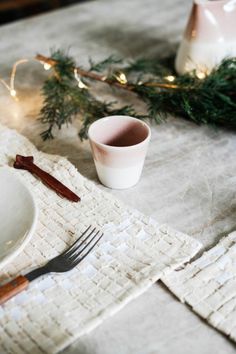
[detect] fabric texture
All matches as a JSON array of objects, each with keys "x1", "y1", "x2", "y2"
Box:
[
  {"x1": 0, "y1": 124, "x2": 202, "y2": 354},
  {"x1": 162, "y1": 232, "x2": 236, "y2": 343}
]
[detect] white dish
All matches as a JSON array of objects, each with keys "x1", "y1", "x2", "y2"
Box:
[{"x1": 0, "y1": 167, "x2": 37, "y2": 269}]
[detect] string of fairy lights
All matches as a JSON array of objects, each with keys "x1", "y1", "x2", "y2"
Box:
[
  {"x1": 0, "y1": 55, "x2": 208, "y2": 101},
  {"x1": 0, "y1": 58, "x2": 53, "y2": 100},
  {"x1": 0, "y1": 59, "x2": 29, "y2": 100}
]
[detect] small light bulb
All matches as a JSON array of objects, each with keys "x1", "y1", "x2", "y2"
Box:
[
  {"x1": 78, "y1": 80, "x2": 88, "y2": 89},
  {"x1": 165, "y1": 75, "x2": 175, "y2": 82},
  {"x1": 74, "y1": 68, "x2": 88, "y2": 89},
  {"x1": 115, "y1": 72, "x2": 127, "y2": 85},
  {"x1": 196, "y1": 71, "x2": 206, "y2": 80},
  {"x1": 44, "y1": 63, "x2": 51, "y2": 71},
  {"x1": 10, "y1": 89, "x2": 16, "y2": 97},
  {"x1": 119, "y1": 72, "x2": 127, "y2": 84}
]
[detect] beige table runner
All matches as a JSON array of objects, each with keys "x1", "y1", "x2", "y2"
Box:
[
  {"x1": 162, "y1": 232, "x2": 236, "y2": 343},
  {"x1": 0, "y1": 124, "x2": 201, "y2": 354}
]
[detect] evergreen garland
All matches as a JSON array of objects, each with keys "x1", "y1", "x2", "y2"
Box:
[{"x1": 38, "y1": 50, "x2": 236, "y2": 140}]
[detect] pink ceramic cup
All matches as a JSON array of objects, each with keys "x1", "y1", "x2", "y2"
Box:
[{"x1": 88, "y1": 115, "x2": 151, "y2": 189}]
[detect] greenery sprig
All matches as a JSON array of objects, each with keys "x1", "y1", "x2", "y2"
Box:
[{"x1": 37, "y1": 50, "x2": 236, "y2": 140}]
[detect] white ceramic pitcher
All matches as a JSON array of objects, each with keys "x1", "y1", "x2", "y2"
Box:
[{"x1": 175, "y1": 0, "x2": 236, "y2": 74}]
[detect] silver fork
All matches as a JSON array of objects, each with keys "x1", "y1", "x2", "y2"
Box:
[{"x1": 0, "y1": 226, "x2": 103, "y2": 305}]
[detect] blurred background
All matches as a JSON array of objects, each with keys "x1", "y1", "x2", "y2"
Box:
[{"x1": 0, "y1": 0, "x2": 89, "y2": 25}]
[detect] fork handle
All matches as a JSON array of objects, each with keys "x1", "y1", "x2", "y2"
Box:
[{"x1": 0, "y1": 276, "x2": 29, "y2": 305}]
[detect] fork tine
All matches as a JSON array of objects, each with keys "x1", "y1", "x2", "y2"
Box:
[
  {"x1": 61, "y1": 225, "x2": 91, "y2": 256},
  {"x1": 69, "y1": 229, "x2": 100, "y2": 261},
  {"x1": 26, "y1": 226, "x2": 104, "y2": 282},
  {"x1": 72, "y1": 232, "x2": 104, "y2": 266},
  {"x1": 65, "y1": 227, "x2": 97, "y2": 258}
]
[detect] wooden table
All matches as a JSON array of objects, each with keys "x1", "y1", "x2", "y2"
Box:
[{"x1": 0, "y1": 0, "x2": 235, "y2": 353}]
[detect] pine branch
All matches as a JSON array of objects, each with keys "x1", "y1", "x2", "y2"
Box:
[
  {"x1": 39, "y1": 50, "x2": 147, "y2": 140},
  {"x1": 36, "y1": 53, "x2": 176, "y2": 91},
  {"x1": 37, "y1": 50, "x2": 236, "y2": 140},
  {"x1": 125, "y1": 57, "x2": 172, "y2": 76},
  {"x1": 133, "y1": 58, "x2": 236, "y2": 127},
  {"x1": 89, "y1": 55, "x2": 122, "y2": 72}
]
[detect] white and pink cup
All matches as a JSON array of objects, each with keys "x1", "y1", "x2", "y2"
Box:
[{"x1": 88, "y1": 115, "x2": 151, "y2": 189}]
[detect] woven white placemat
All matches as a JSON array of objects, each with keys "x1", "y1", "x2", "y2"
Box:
[
  {"x1": 162, "y1": 232, "x2": 236, "y2": 343},
  {"x1": 0, "y1": 124, "x2": 202, "y2": 354}
]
